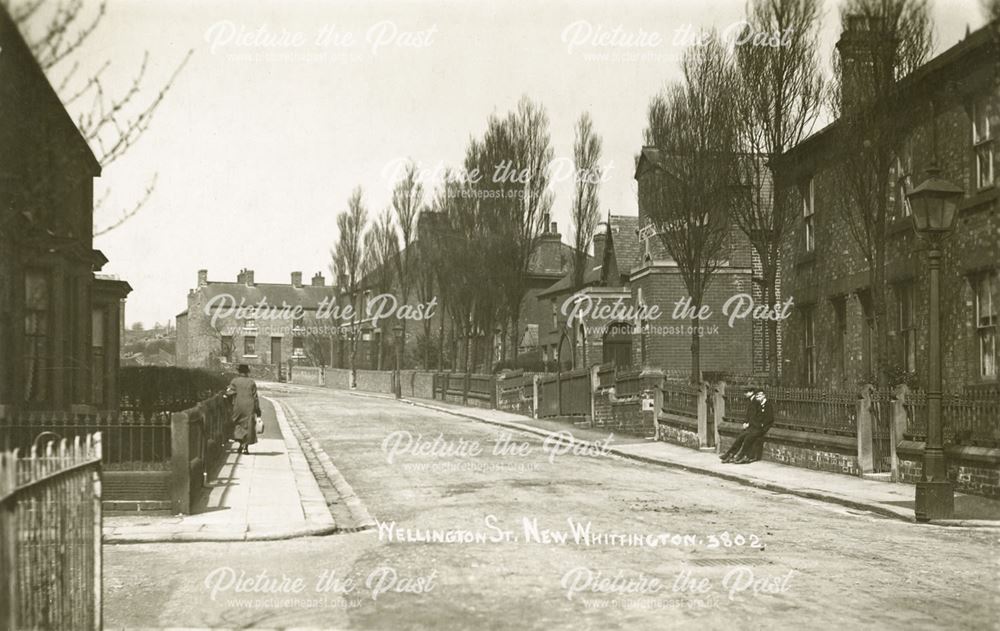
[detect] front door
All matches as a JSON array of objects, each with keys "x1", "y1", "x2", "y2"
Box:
[{"x1": 271, "y1": 337, "x2": 282, "y2": 379}]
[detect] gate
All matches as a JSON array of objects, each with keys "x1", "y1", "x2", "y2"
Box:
[{"x1": 869, "y1": 391, "x2": 893, "y2": 473}]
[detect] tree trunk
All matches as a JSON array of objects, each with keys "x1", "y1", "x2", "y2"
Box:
[
  {"x1": 690, "y1": 317, "x2": 702, "y2": 384},
  {"x1": 872, "y1": 248, "x2": 889, "y2": 388},
  {"x1": 764, "y1": 262, "x2": 779, "y2": 385}
]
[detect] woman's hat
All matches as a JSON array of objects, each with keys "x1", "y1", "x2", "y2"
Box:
[{"x1": 238, "y1": 364, "x2": 250, "y2": 375}]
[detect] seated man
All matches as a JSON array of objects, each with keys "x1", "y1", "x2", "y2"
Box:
[{"x1": 720, "y1": 387, "x2": 773, "y2": 464}]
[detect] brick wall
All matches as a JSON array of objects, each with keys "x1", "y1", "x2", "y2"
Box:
[
  {"x1": 325, "y1": 368, "x2": 352, "y2": 389},
  {"x1": 632, "y1": 266, "x2": 755, "y2": 375},
  {"x1": 290, "y1": 366, "x2": 323, "y2": 386},
  {"x1": 657, "y1": 417, "x2": 701, "y2": 449},
  {"x1": 897, "y1": 442, "x2": 1000, "y2": 498},
  {"x1": 719, "y1": 423, "x2": 860, "y2": 476},
  {"x1": 592, "y1": 389, "x2": 652, "y2": 436},
  {"x1": 355, "y1": 369, "x2": 394, "y2": 394}
]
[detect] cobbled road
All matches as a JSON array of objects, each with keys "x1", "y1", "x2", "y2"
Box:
[{"x1": 104, "y1": 385, "x2": 998, "y2": 630}]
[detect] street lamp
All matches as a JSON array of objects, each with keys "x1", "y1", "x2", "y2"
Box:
[
  {"x1": 907, "y1": 165, "x2": 963, "y2": 522},
  {"x1": 393, "y1": 324, "x2": 404, "y2": 399}
]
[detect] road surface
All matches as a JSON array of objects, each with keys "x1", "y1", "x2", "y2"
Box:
[{"x1": 104, "y1": 386, "x2": 997, "y2": 630}]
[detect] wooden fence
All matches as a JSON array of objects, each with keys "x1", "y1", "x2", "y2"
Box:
[
  {"x1": 0, "y1": 409, "x2": 170, "y2": 468},
  {"x1": 170, "y1": 394, "x2": 233, "y2": 514},
  {"x1": 538, "y1": 369, "x2": 591, "y2": 418},
  {"x1": 1, "y1": 434, "x2": 102, "y2": 630},
  {"x1": 432, "y1": 373, "x2": 496, "y2": 406}
]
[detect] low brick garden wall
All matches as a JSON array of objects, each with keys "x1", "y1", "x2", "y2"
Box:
[
  {"x1": 592, "y1": 390, "x2": 652, "y2": 437},
  {"x1": 355, "y1": 369, "x2": 393, "y2": 393},
  {"x1": 897, "y1": 441, "x2": 1000, "y2": 498},
  {"x1": 657, "y1": 414, "x2": 701, "y2": 449},
  {"x1": 718, "y1": 422, "x2": 860, "y2": 476},
  {"x1": 290, "y1": 366, "x2": 324, "y2": 386}
]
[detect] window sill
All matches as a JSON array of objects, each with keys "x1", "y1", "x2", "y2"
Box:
[
  {"x1": 242, "y1": 354, "x2": 258, "y2": 359},
  {"x1": 958, "y1": 186, "x2": 998, "y2": 215}
]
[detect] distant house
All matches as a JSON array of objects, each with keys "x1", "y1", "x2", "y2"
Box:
[
  {"x1": 0, "y1": 6, "x2": 131, "y2": 411},
  {"x1": 176, "y1": 269, "x2": 332, "y2": 371},
  {"x1": 537, "y1": 213, "x2": 634, "y2": 369}
]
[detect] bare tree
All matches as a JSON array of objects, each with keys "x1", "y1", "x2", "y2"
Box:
[
  {"x1": 730, "y1": 0, "x2": 824, "y2": 383},
  {"x1": 570, "y1": 112, "x2": 603, "y2": 291},
  {"x1": 642, "y1": 35, "x2": 739, "y2": 383},
  {"x1": 6, "y1": 0, "x2": 192, "y2": 235},
  {"x1": 363, "y1": 207, "x2": 399, "y2": 370},
  {"x1": 568, "y1": 112, "x2": 603, "y2": 369},
  {"x1": 332, "y1": 187, "x2": 369, "y2": 379},
  {"x1": 830, "y1": 0, "x2": 932, "y2": 386},
  {"x1": 391, "y1": 160, "x2": 424, "y2": 365},
  {"x1": 498, "y1": 96, "x2": 555, "y2": 365},
  {"x1": 982, "y1": 0, "x2": 1000, "y2": 21}
]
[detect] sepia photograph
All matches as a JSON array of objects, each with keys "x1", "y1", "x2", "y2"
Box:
[{"x1": 1, "y1": 0, "x2": 998, "y2": 629}]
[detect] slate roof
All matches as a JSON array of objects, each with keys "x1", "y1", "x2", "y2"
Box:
[
  {"x1": 194, "y1": 279, "x2": 334, "y2": 311},
  {"x1": 0, "y1": 4, "x2": 100, "y2": 175},
  {"x1": 538, "y1": 214, "x2": 642, "y2": 297}
]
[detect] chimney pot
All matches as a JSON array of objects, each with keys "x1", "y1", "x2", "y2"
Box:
[{"x1": 311, "y1": 272, "x2": 325, "y2": 287}]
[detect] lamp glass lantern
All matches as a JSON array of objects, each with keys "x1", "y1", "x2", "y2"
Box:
[{"x1": 907, "y1": 168, "x2": 963, "y2": 236}]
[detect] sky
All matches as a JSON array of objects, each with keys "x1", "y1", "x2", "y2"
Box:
[{"x1": 35, "y1": 0, "x2": 987, "y2": 327}]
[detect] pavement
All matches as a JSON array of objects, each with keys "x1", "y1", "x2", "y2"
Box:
[
  {"x1": 103, "y1": 395, "x2": 338, "y2": 543},
  {"x1": 332, "y1": 387, "x2": 1000, "y2": 529}
]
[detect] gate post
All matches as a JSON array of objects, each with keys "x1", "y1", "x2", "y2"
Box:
[
  {"x1": 170, "y1": 411, "x2": 192, "y2": 514},
  {"x1": 713, "y1": 382, "x2": 726, "y2": 452},
  {"x1": 697, "y1": 382, "x2": 711, "y2": 448},
  {"x1": 532, "y1": 375, "x2": 540, "y2": 419},
  {"x1": 891, "y1": 385, "x2": 909, "y2": 482},
  {"x1": 590, "y1": 365, "x2": 600, "y2": 429},
  {"x1": 857, "y1": 384, "x2": 875, "y2": 475}
]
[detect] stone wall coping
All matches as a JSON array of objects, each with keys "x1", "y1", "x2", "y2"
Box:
[
  {"x1": 719, "y1": 421, "x2": 856, "y2": 453},
  {"x1": 898, "y1": 440, "x2": 1000, "y2": 465}
]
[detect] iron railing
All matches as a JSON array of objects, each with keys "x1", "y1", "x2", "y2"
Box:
[
  {"x1": 1, "y1": 434, "x2": 102, "y2": 630},
  {"x1": 0, "y1": 409, "x2": 170, "y2": 468}
]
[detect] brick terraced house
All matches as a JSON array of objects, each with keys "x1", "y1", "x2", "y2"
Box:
[
  {"x1": 775, "y1": 19, "x2": 1000, "y2": 392},
  {"x1": 176, "y1": 269, "x2": 333, "y2": 373}
]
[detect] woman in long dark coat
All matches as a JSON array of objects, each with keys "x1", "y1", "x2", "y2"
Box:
[{"x1": 225, "y1": 364, "x2": 260, "y2": 454}]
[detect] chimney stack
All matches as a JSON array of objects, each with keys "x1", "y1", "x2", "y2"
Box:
[
  {"x1": 836, "y1": 14, "x2": 893, "y2": 112},
  {"x1": 197, "y1": 269, "x2": 208, "y2": 287},
  {"x1": 550, "y1": 221, "x2": 558, "y2": 235},
  {"x1": 541, "y1": 212, "x2": 550, "y2": 232},
  {"x1": 592, "y1": 222, "x2": 609, "y2": 261},
  {"x1": 311, "y1": 272, "x2": 325, "y2": 287},
  {"x1": 291, "y1": 271, "x2": 303, "y2": 288},
  {"x1": 244, "y1": 269, "x2": 254, "y2": 286}
]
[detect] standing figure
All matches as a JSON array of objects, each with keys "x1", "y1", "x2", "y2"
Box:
[
  {"x1": 720, "y1": 387, "x2": 773, "y2": 464},
  {"x1": 225, "y1": 364, "x2": 260, "y2": 455}
]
